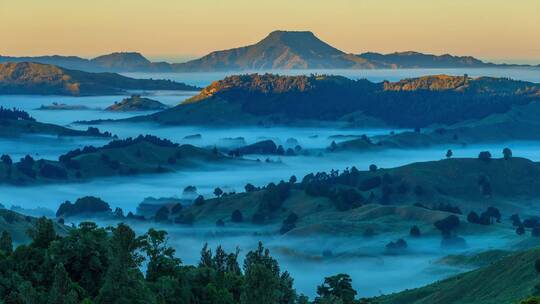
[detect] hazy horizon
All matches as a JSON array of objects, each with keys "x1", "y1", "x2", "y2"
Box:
[{"x1": 1, "y1": 0, "x2": 539, "y2": 64}]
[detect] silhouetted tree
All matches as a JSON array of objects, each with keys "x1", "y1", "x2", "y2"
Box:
[
  {"x1": 231, "y1": 209, "x2": 243, "y2": 223},
  {"x1": 446, "y1": 149, "x2": 453, "y2": 158},
  {"x1": 503, "y1": 147, "x2": 512, "y2": 160}
]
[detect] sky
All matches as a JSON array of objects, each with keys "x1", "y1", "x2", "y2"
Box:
[{"x1": 1, "y1": 0, "x2": 539, "y2": 64}]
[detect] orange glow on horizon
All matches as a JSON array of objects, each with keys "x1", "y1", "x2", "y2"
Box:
[{"x1": 1, "y1": 0, "x2": 539, "y2": 63}]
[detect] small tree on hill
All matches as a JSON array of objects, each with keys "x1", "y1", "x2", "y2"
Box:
[
  {"x1": 214, "y1": 187, "x2": 224, "y2": 197},
  {"x1": 478, "y1": 151, "x2": 492, "y2": 163},
  {"x1": 409, "y1": 225, "x2": 421, "y2": 237},
  {"x1": 446, "y1": 149, "x2": 453, "y2": 159},
  {"x1": 503, "y1": 147, "x2": 512, "y2": 160},
  {"x1": 231, "y1": 209, "x2": 243, "y2": 223}
]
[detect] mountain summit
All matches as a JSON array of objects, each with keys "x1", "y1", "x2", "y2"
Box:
[{"x1": 175, "y1": 30, "x2": 377, "y2": 71}]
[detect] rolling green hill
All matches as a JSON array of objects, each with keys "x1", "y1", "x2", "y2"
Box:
[
  {"x1": 0, "y1": 62, "x2": 199, "y2": 95},
  {"x1": 125, "y1": 73, "x2": 540, "y2": 128},
  {"x1": 0, "y1": 135, "x2": 228, "y2": 185},
  {"x1": 372, "y1": 247, "x2": 540, "y2": 304},
  {"x1": 0, "y1": 209, "x2": 69, "y2": 244}
]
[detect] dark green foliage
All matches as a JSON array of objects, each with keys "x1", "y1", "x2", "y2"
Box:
[
  {"x1": 434, "y1": 215, "x2": 460, "y2": 237},
  {"x1": 48, "y1": 263, "x2": 80, "y2": 304},
  {"x1": 39, "y1": 163, "x2": 68, "y2": 179},
  {"x1": 0, "y1": 230, "x2": 13, "y2": 255},
  {"x1": 214, "y1": 187, "x2": 224, "y2": 197},
  {"x1": 194, "y1": 195, "x2": 205, "y2": 206},
  {"x1": 503, "y1": 147, "x2": 513, "y2": 160},
  {"x1": 478, "y1": 151, "x2": 492, "y2": 162},
  {"x1": 154, "y1": 206, "x2": 169, "y2": 222},
  {"x1": 1, "y1": 220, "x2": 372, "y2": 304},
  {"x1": 186, "y1": 73, "x2": 540, "y2": 128},
  {"x1": 280, "y1": 213, "x2": 299, "y2": 234},
  {"x1": 241, "y1": 242, "x2": 295, "y2": 304},
  {"x1": 0, "y1": 106, "x2": 35, "y2": 121},
  {"x1": 315, "y1": 274, "x2": 357, "y2": 304},
  {"x1": 56, "y1": 196, "x2": 111, "y2": 217},
  {"x1": 386, "y1": 239, "x2": 408, "y2": 252},
  {"x1": 468, "y1": 211, "x2": 480, "y2": 224},
  {"x1": 446, "y1": 149, "x2": 453, "y2": 158},
  {"x1": 1, "y1": 154, "x2": 13, "y2": 165},
  {"x1": 409, "y1": 225, "x2": 421, "y2": 237},
  {"x1": 245, "y1": 183, "x2": 257, "y2": 192},
  {"x1": 231, "y1": 209, "x2": 244, "y2": 223},
  {"x1": 171, "y1": 203, "x2": 183, "y2": 214},
  {"x1": 27, "y1": 217, "x2": 57, "y2": 248}
]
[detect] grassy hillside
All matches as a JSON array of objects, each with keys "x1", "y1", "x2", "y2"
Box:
[
  {"x1": 0, "y1": 107, "x2": 112, "y2": 138},
  {"x1": 0, "y1": 209, "x2": 69, "y2": 243},
  {"x1": 0, "y1": 62, "x2": 199, "y2": 95},
  {"x1": 0, "y1": 135, "x2": 228, "y2": 185},
  {"x1": 105, "y1": 94, "x2": 168, "y2": 112},
  {"x1": 174, "y1": 156, "x2": 540, "y2": 238},
  {"x1": 372, "y1": 247, "x2": 540, "y2": 304},
  {"x1": 128, "y1": 73, "x2": 540, "y2": 128}
]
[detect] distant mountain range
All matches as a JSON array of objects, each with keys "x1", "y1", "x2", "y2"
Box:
[
  {"x1": 0, "y1": 62, "x2": 199, "y2": 95},
  {"x1": 1, "y1": 31, "x2": 537, "y2": 72}
]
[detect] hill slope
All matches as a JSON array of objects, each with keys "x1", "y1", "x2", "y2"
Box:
[
  {"x1": 126, "y1": 73, "x2": 540, "y2": 128},
  {"x1": 358, "y1": 51, "x2": 490, "y2": 69},
  {"x1": 2, "y1": 32, "x2": 536, "y2": 72},
  {"x1": 373, "y1": 247, "x2": 540, "y2": 304},
  {"x1": 174, "y1": 30, "x2": 379, "y2": 71},
  {"x1": 0, "y1": 135, "x2": 228, "y2": 185},
  {"x1": 0, "y1": 62, "x2": 199, "y2": 95}
]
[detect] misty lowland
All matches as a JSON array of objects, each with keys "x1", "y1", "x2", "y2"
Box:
[{"x1": 1, "y1": 16, "x2": 540, "y2": 304}]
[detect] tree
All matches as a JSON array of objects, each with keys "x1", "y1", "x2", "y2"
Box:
[
  {"x1": 48, "y1": 263, "x2": 79, "y2": 304},
  {"x1": 96, "y1": 224, "x2": 155, "y2": 304},
  {"x1": 0, "y1": 230, "x2": 13, "y2": 255},
  {"x1": 478, "y1": 151, "x2": 492, "y2": 162},
  {"x1": 446, "y1": 149, "x2": 453, "y2": 158},
  {"x1": 231, "y1": 209, "x2": 243, "y2": 223},
  {"x1": 194, "y1": 195, "x2": 205, "y2": 206},
  {"x1": 369, "y1": 164, "x2": 377, "y2": 172},
  {"x1": 409, "y1": 225, "x2": 421, "y2": 237},
  {"x1": 28, "y1": 217, "x2": 56, "y2": 249},
  {"x1": 154, "y1": 206, "x2": 169, "y2": 222},
  {"x1": 1, "y1": 154, "x2": 12, "y2": 165},
  {"x1": 315, "y1": 274, "x2": 357, "y2": 304},
  {"x1": 241, "y1": 242, "x2": 289, "y2": 304},
  {"x1": 503, "y1": 147, "x2": 512, "y2": 160},
  {"x1": 289, "y1": 175, "x2": 297, "y2": 184},
  {"x1": 214, "y1": 187, "x2": 224, "y2": 197},
  {"x1": 467, "y1": 211, "x2": 480, "y2": 224},
  {"x1": 434, "y1": 215, "x2": 460, "y2": 237},
  {"x1": 245, "y1": 183, "x2": 257, "y2": 192},
  {"x1": 141, "y1": 229, "x2": 181, "y2": 282}
]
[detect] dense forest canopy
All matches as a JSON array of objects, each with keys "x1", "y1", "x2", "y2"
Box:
[{"x1": 0, "y1": 218, "x2": 364, "y2": 304}]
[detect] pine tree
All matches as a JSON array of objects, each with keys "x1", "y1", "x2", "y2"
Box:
[
  {"x1": 0, "y1": 230, "x2": 13, "y2": 255},
  {"x1": 48, "y1": 263, "x2": 78, "y2": 304}
]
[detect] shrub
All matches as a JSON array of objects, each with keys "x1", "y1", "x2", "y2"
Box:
[
  {"x1": 478, "y1": 151, "x2": 492, "y2": 162},
  {"x1": 409, "y1": 225, "x2": 421, "y2": 237},
  {"x1": 231, "y1": 209, "x2": 243, "y2": 223}
]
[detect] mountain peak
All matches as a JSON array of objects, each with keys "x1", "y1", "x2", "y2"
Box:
[{"x1": 91, "y1": 52, "x2": 151, "y2": 69}]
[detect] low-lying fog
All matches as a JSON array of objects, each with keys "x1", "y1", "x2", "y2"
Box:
[
  {"x1": 1, "y1": 68, "x2": 540, "y2": 298},
  {"x1": 122, "y1": 67, "x2": 540, "y2": 88},
  {"x1": 65, "y1": 219, "x2": 516, "y2": 298}
]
